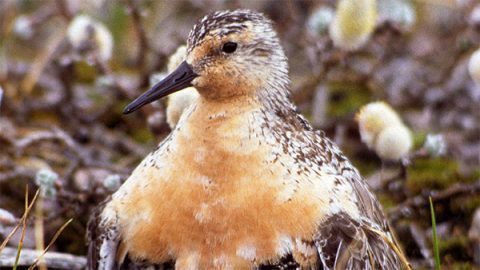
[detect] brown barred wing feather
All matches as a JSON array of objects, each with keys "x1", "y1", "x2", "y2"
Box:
[
  {"x1": 87, "y1": 197, "x2": 121, "y2": 270},
  {"x1": 313, "y1": 212, "x2": 411, "y2": 270}
]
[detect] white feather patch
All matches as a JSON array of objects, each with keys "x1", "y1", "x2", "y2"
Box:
[
  {"x1": 276, "y1": 234, "x2": 293, "y2": 257},
  {"x1": 236, "y1": 243, "x2": 257, "y2": 261}
]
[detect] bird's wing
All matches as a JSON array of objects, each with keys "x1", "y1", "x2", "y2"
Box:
[
  {"x1": 314, "y1": 211, "x2": 405, "y2": 270},
  {"x1": 87, "y1": 197, "x2": 122, "y2": 270},
  {"x1": 309, "y1": 131, "x2": 410, "y2": 270},
  {"x1": 86, "y1": 132, "x2": 178, "y2": 270},
  {"x1": 257, "y1": 254, "x2": 300, "y2": 270},
  {"x1": 87, "y1": 199, "x2": 172, "y2": 270}
]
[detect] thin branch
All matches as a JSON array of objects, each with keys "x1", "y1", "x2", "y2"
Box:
[
  {"x1": 124, "y1": 0, "x2": 151, "y2": 86},
  {"x1": 0, "y1": 167, "x2": 35, "y2": 183},
  {"x1": 388, "y1": 180, "x2": 480, "y2": 222},
  {"x1": 0, "y1": 247, "x2": 85, "y2": 270},
  {"x1": 14, "y1": 128, "x2": 88, "y2": 164},
  {"x1": 54, "y1": 0, "x2": 74, "y2": 21},
  {"x1": 125, "y1": 0, "x2": 149, "y2": 67},
  {"x1": 20, "y1": 27, "x2": 67, "y2": 95}
]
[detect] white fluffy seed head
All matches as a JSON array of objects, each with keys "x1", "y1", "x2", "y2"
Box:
[
  {"x1": 378, "y1": 0, "x2": 416, "y2": 30},
  {"x1": 375, "y1": 125, "x2": 412, "y2": 160},
  {"x1": 67, "y1": 14, "x2": 113, "y2": 62},
  {"x1": 423, "y1": 133, "x2": 447, "y2": 157},
  {"x1": 356, "y1": 101, "x2": 412, "y2": 160},
  {"x1": 103, "y1": 174, "x2": 122, "y2": 192},
  {"x1": 470, "y1": 4, "x2": 480, "y2": 26},
  {"x1": 356, "y1": 101, "x2": 403, "y2": 149},
  {"x1": 35, "y1": 168, "x2": 58, "y2": 198},
  {"x1": 307, "y1": 6, "x2": 335, "y2": 35},
  {"x1": 0, "y1": 86, "x2": 3, "y2": 110},
  {"x1": 35, "y1": 168, "x2": 58, "y2": 187},
  {"x1": 13, "y1": 15, "x2": 33, "y2": 39},
  {"x1": 165, "y1": 45, "x2": 199, "y2": 129},
  {"x1": 0, "y1": 208, "x2": 17, "y2": 225},
  {"x1": 468, "y1": 48, "x2": 480, "y2": 86},
  {"x1": 329, "y1": 0, "x2": 377, "y2": 51},
  {"x1": 468, "y1": 208, "x2": 480, "y2": 242},
  {"x1": 166, "y1": 90, "x2": 199, "y2": 128},
  {"x1": 167, "y1": 45, "x2": 187, "y2": 72}
]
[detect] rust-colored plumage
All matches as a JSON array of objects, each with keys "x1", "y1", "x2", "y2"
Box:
[{"x1": 87, "y1": 10, "x2": 410, "y2": 270}]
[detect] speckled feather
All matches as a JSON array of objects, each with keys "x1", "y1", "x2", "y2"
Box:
[{"x1": 87, "y1": 10, "x2": 409, "y2": 270}]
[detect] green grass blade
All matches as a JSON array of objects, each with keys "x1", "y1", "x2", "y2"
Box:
[{"x1": 429, "y1": 196, "x2": 441, "y2": 270}]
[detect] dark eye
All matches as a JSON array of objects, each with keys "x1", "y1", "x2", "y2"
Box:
[{"x1": 222, "y1": 42, "x2": 237, "y2": 54}]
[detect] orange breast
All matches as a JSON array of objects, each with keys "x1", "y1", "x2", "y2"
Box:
[{"x1": 113, "y1": 100, "x2": 324, "y2": 269}]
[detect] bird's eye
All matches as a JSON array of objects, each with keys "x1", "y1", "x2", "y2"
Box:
[{"x1": 222, "y1": 42, "x2": 237, "y2": 54}]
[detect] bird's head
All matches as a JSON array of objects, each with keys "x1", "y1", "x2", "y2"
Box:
[{"x1": 124, "y1": 10, "x2": 290, "y2": 114}]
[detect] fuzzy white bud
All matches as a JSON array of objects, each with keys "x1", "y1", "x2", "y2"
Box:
[
  {"x1": 103, "y1": 174, "x2": 121, "y2": 192},
  {"x1": 378, "y1": 0, "x2": 416, "y2": 29},
  {"x1": 468, "y1": 48, "x2": 480, "y2": 86},
  {"x1": 67, "y1": 14, "x2": 113, "y2": 62},
  {"x1": 167, "y1": 45, "x2": 187, "y2": 72},
  {"x1": 35, "y1": 169, "x2": 58, "y2": 198},
  {"x1": 375, "y1": 125, "x2": 412, "y2": 160},
  {"x1": 95, "y1": 75, "x2": 115, "y2": 88},
  {"x1": 166, "y1": 91, "x2": 198, "y2": 128},
  {"x1": 469, "y1": 208, "x2": 480, "y2": 242},
  {"x1": 149, "y1": 72, "x2": 167, "y2": 88},
  {"x1": 470, "y1": 4, "x2": 480, "y2": 26},
  {"x1": 329, "y1": 0, "x2": 377, "y2": 51},
  {"x1": 307, "y1": 6, "x2": 335, "y2": 35},
  {"x1": 423, "y1": 133, "x2": 447, "y2": 157},
  {"x1": 13, "y1": 15, "x2": 33, "y2": 39},
  {"x1": 0, "y1": 86, "x2": 3, "y2": 110},
  {"x1": 356, "y1": 101, "x2": 403, "y2": 149},
  {"x1": 356, "y1": 101, "x2": 412, "y2": 160},
  {"x1": 0, "y1": 208, "x2": 16, "y2": 225},
  {"x1": 165, "y1": 45, "x2": 199, "y2": 129}
]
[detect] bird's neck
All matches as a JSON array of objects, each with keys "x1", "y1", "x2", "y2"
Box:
[
  {"x1": 183, "y1": 95, "x2": 260, "y2": 131},
  {"x1": 170, "y1": 95, "x2": 265, "y2": 170},
  {"x1": 174, "y1": 91, "x2": 309, "y2": 154}
]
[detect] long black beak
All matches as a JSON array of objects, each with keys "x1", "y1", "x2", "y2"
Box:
[{"x1": 123, "y1": 61, "x2": 198, "y2": 114}]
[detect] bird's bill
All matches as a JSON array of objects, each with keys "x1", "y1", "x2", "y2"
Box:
[{"x1": 123, "y1": 61, "x2": 198, "y2": 114}]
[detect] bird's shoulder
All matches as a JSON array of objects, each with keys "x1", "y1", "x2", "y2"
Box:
[
  {"x1": 87, "y1": 196, "x2": 121, "y2": 270},
  {"x1": 87, "y1": 197, "x2": 174, "y2": 270},
  {"x1": 266, "y1": 107, "x2": 388, "y2": 224},
  {"x1": 314, "y1": 212, "x2": 406, "y2": 269}
]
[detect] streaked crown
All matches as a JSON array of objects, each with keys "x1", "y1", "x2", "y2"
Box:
[{"x1": 185, "y1": 10, "x2": 290, "y2": 102}]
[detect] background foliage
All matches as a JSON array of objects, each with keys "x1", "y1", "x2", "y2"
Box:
[{"x1": 0, "y1": 0, "x2": 479, "y2": 269}]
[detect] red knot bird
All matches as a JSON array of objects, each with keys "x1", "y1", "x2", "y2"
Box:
[{"x1": 87, "y1": 9, "x2": 411, "y2": 270}]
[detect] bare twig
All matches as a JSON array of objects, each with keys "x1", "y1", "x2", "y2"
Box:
[
  {"x1": 0, "y1": 208, "x2": 18, "y2": 226},
  {"x1": 54, "y1": 0, "x2": 74, "y2": 20},
  {"x1": 388, "y1": 180, "x2": 480, "y2": 222},
  {"x1": 10, "y1": 127, "x2": 132, "y2": 179},
  {"x1": 20, "y1": 27, "x2": 67, "y2": 95},
  {"x1": 125, "y1": 0, "x2": 150, "y2": 69},
  {"x1": 14, "y1": 128, "x2": 88, "y2": 164},
  {"x1": 409, "y1": 222, "x2": 433, "y2": 263},
  {"x1": 0, "y1": 167, "x2": 35, "y2": 183},
  {"x1": 0, "y1": 247, "x2": 85, "y2": 270},
  {"x1": 93, "y1": 59, "x2": 136, "y2": 100}
]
